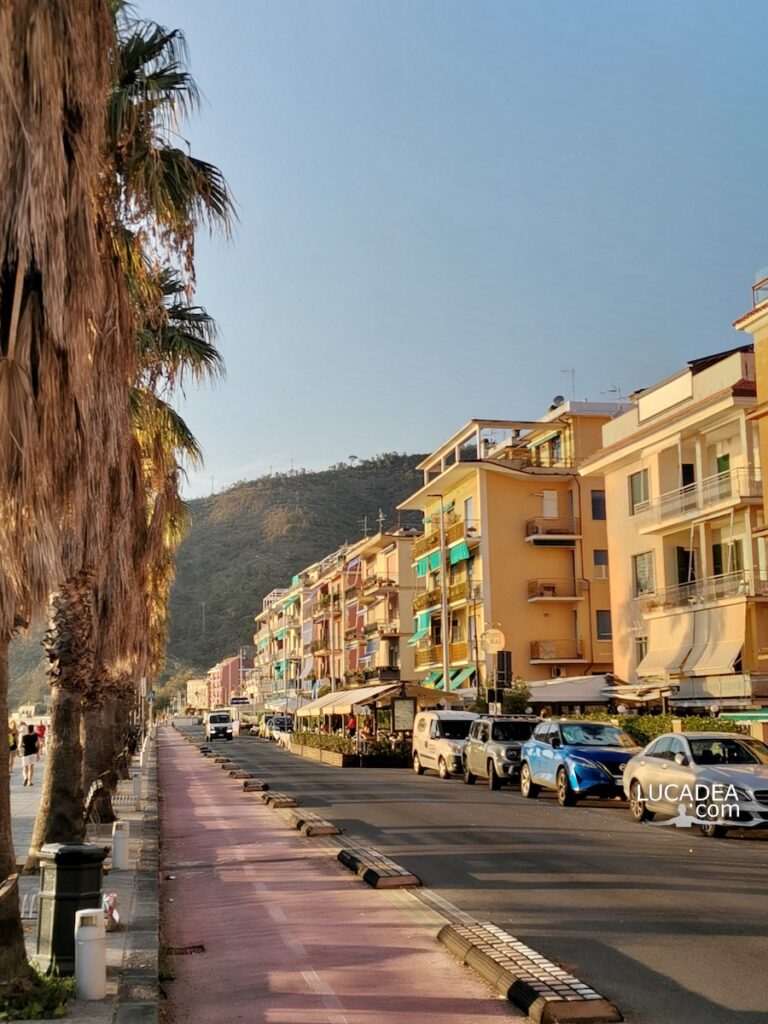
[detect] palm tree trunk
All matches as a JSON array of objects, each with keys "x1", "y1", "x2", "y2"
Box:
[
  {"x1": 24, "y1": 684, "x2": 84, "y2": 872},
  {"x1": 0, "y1": 634, "x2": 35, "y2": 993}
]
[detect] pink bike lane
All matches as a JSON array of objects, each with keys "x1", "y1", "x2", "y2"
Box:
[{"x1": 158, "y1": 727, "x2": 522, "y2": 1024}]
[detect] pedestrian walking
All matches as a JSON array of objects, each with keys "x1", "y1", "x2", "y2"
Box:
[
  {"x1": 20, "y1": 724, "x2": 40, "y2": 786},
  {"x1": 35, "y1": 720, "x2": 46, "y2": 755},
  {"x1": 8, "y1": 720, "x2": 18, "y2": 774}
]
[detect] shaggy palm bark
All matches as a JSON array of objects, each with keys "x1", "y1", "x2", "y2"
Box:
[{"x1": 25, "y1": 576, "x2": 94, "y2": 872}]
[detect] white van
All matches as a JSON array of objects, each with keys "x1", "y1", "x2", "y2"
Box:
[
  {"x1": 204, "y1": 709, "x2": 233, "y2": 741},
  {"x1": 411, "y1": 710, "x2": 478, "y2": 779}
]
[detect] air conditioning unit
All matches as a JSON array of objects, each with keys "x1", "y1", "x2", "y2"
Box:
[{"x1": 551, "y1": 666, "x2": 564, "y2": 678}]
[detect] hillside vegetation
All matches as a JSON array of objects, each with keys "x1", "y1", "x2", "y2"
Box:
[{"x1": 166, "y1": 453, "x2": 425, "y2": 672}]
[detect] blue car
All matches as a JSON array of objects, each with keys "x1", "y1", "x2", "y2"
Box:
[{"x1": 520, "y1": 720, "x2": 639, "y2": 806}]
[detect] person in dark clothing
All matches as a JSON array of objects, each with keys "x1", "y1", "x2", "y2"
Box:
[{"x1": 21, "y1": 724, "x2": 39, "y2": 786}]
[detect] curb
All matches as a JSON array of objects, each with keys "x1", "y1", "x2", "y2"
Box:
[
  {"x1": 243, "y1": 779, "x2": 270, "y2": 792},
  {"x1": 337, "y1": 843, "x2": 421, "y2": 889},
  {"x1": 282, "y1": 809, "x2": 340, "y2": 837},
  {"x1": 260, "y1": 792, "x2": 297, "y2": 808},
  {"x1": 438, "y1": 923, "x2": 622, "y2": 1023}
]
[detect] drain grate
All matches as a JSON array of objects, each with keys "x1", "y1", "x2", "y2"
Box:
[{"x1": 164, "y1": 944, "x2": 205, "y2": 956}]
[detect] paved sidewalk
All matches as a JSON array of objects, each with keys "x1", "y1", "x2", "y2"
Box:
[
  {"x1": 159, "y1": 727, "x2": 520, "y2": 1024},
  {"x1": 10, "y1": 739, "x2": 158, "y2": 1024}
]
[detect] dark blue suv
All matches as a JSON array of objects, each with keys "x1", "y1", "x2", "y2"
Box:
[{"x1": 520, "y1": 720, "x2": 638, "y2": 806}]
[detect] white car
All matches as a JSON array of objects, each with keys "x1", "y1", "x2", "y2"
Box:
[
  {"x1": 270, "y1": 716, "x2": 294, "y2": 745},
  {"x1": 623, "y1": 731, "x2": 768, "y2": 838}
]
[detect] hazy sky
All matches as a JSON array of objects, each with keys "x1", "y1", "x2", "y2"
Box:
[{"x1": 142, "y1": 0, "x2": 768, "y2": 497}]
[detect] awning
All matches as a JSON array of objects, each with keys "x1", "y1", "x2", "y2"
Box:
[
  {"x1": 284, "y1": 595, "x2": 299, "y2": 608},
  {"x1": 407, "y1": 611, "x2": 432, "y2": 647},
  {"x1": 449, "y1": 542, "x2": 471, "y2": 565},
  {"x1": 636, "y1": 611, "x2": 694, "y2": 677},
  {"x1": 720, "y1": 708, "x2": 768, "y2": 722},
  {"x1": 448, "y1": 667, "x2": 475, "y2": 689},
  {"x1": 296, "y1": 683, "x2": 400, "y2": 718},
  {"x1": 274, "y1": 628, "x2": 286, "y2": 640},
  {"x1": 416, "y1": 557, "x2": 429, "y2": 578},
  {"x1": 527, "y1": 675, "x2": 610, "y2": 704},
  {"x1": 427, "y1": 551, "x2": 441, "y2": 571},
  {"x1": 422, "y1": 670, "x2": 442, "y2": 687},
  {"x1": 300, "y1": 657, "x2": 314, "y2": 679},
  {"x1": 257, "y1": 636, "x2": 269, "y2": 652},
  {"x1": 683, "y1": 604, "x2": 745, "y2": 676}
]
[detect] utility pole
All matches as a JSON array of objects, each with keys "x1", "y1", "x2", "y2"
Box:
[{"x1": 429, "y1": 494, "x2": 451, "y2": 696}]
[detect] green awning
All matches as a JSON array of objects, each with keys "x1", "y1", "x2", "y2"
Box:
[
  {"x1": 416, "y1": 557, "x2": 429, "y2": 577},
  {"x1": 257, "y1": 636, "x2": 269, "y2": 651},
  {"x1": 291, "y1": 574, "x2": 300, "y2": 586},
  {"x1": 407, "y1": 611, "x2": 432, "y2": 647},
  {"x1": 719, "y1": 709, "x2": 768, "y2": 722},
  {"x1": 449, "y1": 667, "x2": 475, "y2": 689},
  {"x1": 274, "y1": 628, "x2": 286, "y2": 640},
  {"x1": 423, "y1": 670, "x2": 442, "y2": 688},
  {"x1": 433, "y1": 674, "x2": 446, "y2": 690},
  {"x1": 449, "y1": 542, "x2": 471, "y2": 565},
  {"x1": 427, "y1": 551, "x2": 442, "y2": 571},
  {"x1": 284, "y1": 595, "x2": 299, "y2": 608}
]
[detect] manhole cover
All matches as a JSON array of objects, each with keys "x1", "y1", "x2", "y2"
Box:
[{"x1": 164, "y1": 944, "x2": 205, "y2": 955}]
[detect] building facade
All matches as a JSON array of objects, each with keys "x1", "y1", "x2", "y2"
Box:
[
  {"x1": 583, "y1": 346, "x2": 768, "y2": 710},
  {"x1": 397, "y1": 405, "x2": 624, "y2": 694}
]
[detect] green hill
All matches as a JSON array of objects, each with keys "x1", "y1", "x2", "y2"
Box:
[{"x1": 166, "y1": 452, "x2": 426, "y2": 672}]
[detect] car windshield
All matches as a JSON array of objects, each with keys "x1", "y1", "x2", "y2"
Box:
[
  {"x1": 439, "y1": 721, "x2": 473, "y2": 740},
  {"x1": 560, "y1": 724, "x2": 635, "y2": 748},
  {"x1": 491, "y1": 722, "x2": 536, "y2": 742},
  {"x1": 210, "y1": 714, "x2": 230, "y2": 724},
  {"x1": 689, "y1": 737, "x2": 768, "y2": 766}
]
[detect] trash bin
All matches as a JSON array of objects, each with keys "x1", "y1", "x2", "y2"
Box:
[
  {"x1": 74, "y1": 908, "x2": 106, "y2": 999},
  {"x1": 36, "y1": 843, "x2": 108, "y2": 975},
  {"x1": 111, "y1": 821, "x2": 129, "y2": 870}
]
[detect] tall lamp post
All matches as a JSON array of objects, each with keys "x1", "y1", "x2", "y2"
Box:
[{"x1": 428, "y1": 494, "x2": 451, "y2": 697}]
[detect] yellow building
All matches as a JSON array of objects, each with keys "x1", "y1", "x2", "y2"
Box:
[
  {"x1": 397, "y1": 405, "x2": 624, "y2": 696},
  {"x1": 582, "y1": 345, "x2": 768, "y2": 711},
  {"x1": 734, "y1": 269, "x2": 768, "y2": 533}
]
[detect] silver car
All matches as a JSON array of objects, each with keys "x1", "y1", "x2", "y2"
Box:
[
  {"x1": 623, "y1": 731, "x2": 768, "y2": 838},
  {"x1": 463, "y1": 715, "x2": 540, "y2": 790}
]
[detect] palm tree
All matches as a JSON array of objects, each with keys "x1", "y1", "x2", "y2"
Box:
[{"x1": 0, "y1": 0, "x2": 123, "y2": 998}]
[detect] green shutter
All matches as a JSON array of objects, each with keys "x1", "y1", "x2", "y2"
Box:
[{"x1": 449, "y1": 542, "x2": 470, "y2": 565}]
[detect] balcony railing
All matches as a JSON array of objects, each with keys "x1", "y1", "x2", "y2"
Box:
[
  {"x1": 363, "y1": 666, "x2": 401, "y2": 682},
  {"x1": 449, "y1": 641, "x2": 469, "y2": 662},
  {"x1": 415, "y1": 645, "x2": 441, "y2": 667},
  {"x1": 309, "y1": 638, "x2": 328, "y2": 653},
  {"x1": 525, "y1": 517, "x2": 581, "y2": 540},
  {"x1": 636, "y1": 570, "x2": 768, "y2": 612},
  {"x1": 635, "y1": 469, "x2": 762, "y2": 528},
  {"x1": 413, "y1": 530, "x2": 440, "y2": 559},
  {"x1": 530, "y1": 638, "x2": 585, "y2": 661},
  {"x1": 413, "y1": 587, "x2": 442, "y2": 612},
  {"x1": 345, "y1": 626, "x2": 364, "y2": 641},
  {"x1": 448, "y1": 579, "x2": 482, "y2": 603},
  {"x1": 527, "y1": 578, "x2": 583, "y2": 600}
]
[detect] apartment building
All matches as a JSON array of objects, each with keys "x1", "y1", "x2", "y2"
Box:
[
  {"x1": 397, "y1": 404, "x2": 625, "y2": 693},
  {"x1": 251, "y1": 531, "x2": 417, "y2": 699},
  {"x1": 582, "y1": 345, "x2": 768, "y2": 710},
  {"x1": 205, "y1": 654, "x2": 242, "y2": 707}
]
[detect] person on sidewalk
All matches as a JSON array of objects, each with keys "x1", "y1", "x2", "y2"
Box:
[
  {"x1": 8, "y1": 720, "x2": 18, "y2": 773},
  {"x1": 35, "y1": 720, "x2": 46, "y2": 755},
  {"x1": 21, "y1": 724, "x2": 40, "y2": 786}
]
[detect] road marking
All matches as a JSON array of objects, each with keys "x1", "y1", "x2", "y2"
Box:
[{"x1": 301, "y1": 969, "x2": 350, "y2": 1024}]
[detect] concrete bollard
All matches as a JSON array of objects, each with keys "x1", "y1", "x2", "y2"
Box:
[
  {"x1": 111, "y1": 821, "x2": 129, "y2": 871},
  {"x1": 132, "y1": 772, "x2": 142, "y2": 810},
  {"x1": 74, "y1": 909, "x2": 106, "y2": 1000}
]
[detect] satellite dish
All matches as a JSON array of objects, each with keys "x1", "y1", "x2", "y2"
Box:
[{"x1": 551, "y1": 395, "x2": 565, "y2": 406}]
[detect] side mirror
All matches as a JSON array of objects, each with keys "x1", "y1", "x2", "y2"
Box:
[
  {"x1": 551, "y1": 736, "x2": 561, "y2": 749},
  {"x1": 673, "y1": 752, "x2": 688, "y2": 766}
]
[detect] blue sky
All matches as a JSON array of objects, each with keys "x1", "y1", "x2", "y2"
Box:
[{"x1": 142, "y1": 0, "x2": 768, "y2": 497}]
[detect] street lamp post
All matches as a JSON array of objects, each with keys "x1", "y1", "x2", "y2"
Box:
[{"x1": 428, "y1": 494, "x2": 451, "y2": 697}]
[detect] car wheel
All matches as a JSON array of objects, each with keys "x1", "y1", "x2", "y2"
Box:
[
  {"x1": 463, "y1": 763, "x2": 476, "y2": 785},
  {"x1": 413, "y1": 753, "x2": 424, "y2": 775},
  {"x1": 629, "y1": 780, "x2": 654, "y2": 822},
  {"x1": 556, "y1": 768, "x2": 577, "y2": 807},
  {"x1": 438, "y1": 756, "x2": 449, "y2": 780},
  {"x1": 488, "y1": 761, "x2": 501, "y2": 791},
  {"x1": 520, "y1": 762, "x2": 539, "y2": 798},
  {"x1": 699, "y1": 804, "x2": 727, "y2": 839}
]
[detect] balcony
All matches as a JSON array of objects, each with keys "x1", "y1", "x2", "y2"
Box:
[
  {"x1": 413, "y1": 530, "x2": 440, "y2": 559},
  {"x1": 345, "y1": 626, "x2": 364, "y2": 641},
  {"x1": 413, "y1": 587, "x2": 442, "y2": 612},
  {"x1": 415, "y1": 645, "x2": 441, "y2": 668},
  {"x1": 449, "y1": 641, "x2": 469, "y2": 662},
  {"x1": 529, "y1": 638, "x2": 585, "y2": 662},
  {"x1": 635, "y1": 469, "x2": 762, "y2": 531},
  {"x1": 446, "y1": 518, "x2": 481, "y2": 546},
  {"x1": 309, "y1": 638, "x2": 328, "y2": 653},
  {"x1": 525, "y1": 517, "x2": 581, "y2": 543},
  {"x1": 527, "y1": 578, "x2": 584, "y2": 601},
  {"x1": 636, "y1": 570, "x2": 768, "y2": 614},
  {"x1": 363, "y1": 666, "x2": 401, "y2": 682},
  {"x1": 448, "y1": 578, "x2": 482, "y2": 604},
  {"x1": 359, "y1": 576, "x2": 398, "y2": 602}
]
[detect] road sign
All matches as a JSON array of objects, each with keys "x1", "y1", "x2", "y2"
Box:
[
  {"x1": 230, "y1": 696, "x2": 249, "y2": 705},
  {"x1": 482, "y1": 628, "x2": 505, "y2": 653}
]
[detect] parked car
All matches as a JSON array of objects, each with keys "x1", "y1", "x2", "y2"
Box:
[
  {"x1": 623, "y1": 731, "x2": 768, "y2": 838},
  {"x1": 204, "y1": 710, "x2": 234, "y2": 742},
  {"x1": 257, "y1": 716, "x2": 275, "y2": 739},
  {"x1": 520, "y1": 720, "x2": 638, "y2": 805},
  {"x1": 463, "y1": 715, "x2": 540, "y2": 790},
  {"x1": 270, "y1": 716, "x2": 294, "y2": 742},
  {"x1": 412, "y1": 710, "x2": 478, "y2": 779}
]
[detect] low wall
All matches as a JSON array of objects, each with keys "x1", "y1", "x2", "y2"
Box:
[{"x1": 289, "y1": 742, "x2": 407, "y2": 769}]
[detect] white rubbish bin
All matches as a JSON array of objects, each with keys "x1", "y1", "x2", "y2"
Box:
[
  {"x1": 111, "y1": 821, "x2": 129, "y2": 871},
  {"x1": 74, "y1": 908, "x2": 106, "y2": 1000},
  {"x1": 132, "y1": 772, "x2": 142, "y2": 810}
]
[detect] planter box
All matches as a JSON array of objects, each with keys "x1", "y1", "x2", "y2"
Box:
[{"x1": 289, "y1": 742, "x2": 408, "y2": 769}]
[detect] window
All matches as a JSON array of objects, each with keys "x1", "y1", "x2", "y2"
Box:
[
  {"x1": 464, "y1": 495, "x2": 475, "y2": 529},
  {"x1": 628, "y1": 470, "x2": 650, "y2": 515},
  {"x1": 635, "y1": 636, "x2": 648, "y2": 665},
  {"x1": 596, "y1": 610, "x2": 612, "y2": 640},
  {"x1": 594, "y1": 550, "x2": 609, "y2": 580},
  {"x1": 632, "y1": 552, "x2": 655, "y2": 595},
  {"x1": 712, "y1": 540, "x2": 743, "y2": 575},
  {"x1": 551, "y1": 435, "x2": 562, "y2": 463},
  {"x1": 591, "y1": 490, "x2": 606, "y2": 520}
]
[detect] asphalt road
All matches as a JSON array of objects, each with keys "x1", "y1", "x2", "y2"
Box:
[{"x1": 186, "y1": 725, "x2": 768, "y2": 1024}]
